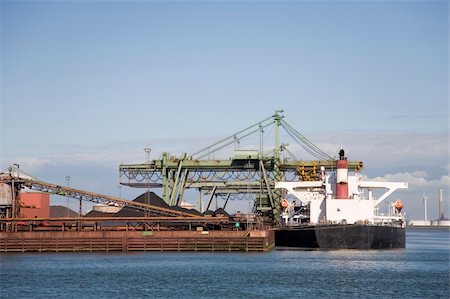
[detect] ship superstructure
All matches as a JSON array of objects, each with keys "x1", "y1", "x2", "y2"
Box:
[
  {"x1": 275, "y1": 149, "x2": 408, "y2": 249},
  {"x1": 276, "y1": 149, "x2": 407, "y2": 227}
]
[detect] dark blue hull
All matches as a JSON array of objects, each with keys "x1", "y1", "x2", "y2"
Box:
[{"x1": 275, "y1": 224, "x2": 405, "y2": 249}]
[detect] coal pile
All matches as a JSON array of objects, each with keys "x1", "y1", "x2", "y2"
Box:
[
  {"x1": 115, "y1": 192, "x2": 202, "y2": 217},
  {"x1": 50, "y1": 206, "x2": 78, "y2": 218},
  {"x1": 213, "y1": 208, "x2": 231, "y2": 217},
  {"x1": 83, "y1": 210, "x2": 111, "y2": 218},
  {"x1": 202, "y1": 208, "x2": 231, "y2": 217}
]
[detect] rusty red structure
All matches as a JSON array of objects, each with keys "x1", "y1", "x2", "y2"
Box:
[{"x1": 19, "y1": 192, "x2": 50, "y2": 218}]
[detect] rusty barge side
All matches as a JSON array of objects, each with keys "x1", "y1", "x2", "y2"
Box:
[{"x1": 0, "y1": 230, "x2": 275, "y2": 253}]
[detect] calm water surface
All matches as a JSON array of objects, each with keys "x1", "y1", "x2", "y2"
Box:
[{"x1": 1, "y1": 229, "x2": 449, "y2": 299}]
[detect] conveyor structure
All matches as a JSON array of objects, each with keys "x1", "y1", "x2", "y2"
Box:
[
  {"x1": 0, "y1": 174, "x2": 201, "y2": 218},
  {"x1": 119, "y1": 111, "x2": 363, "y2": 220}
]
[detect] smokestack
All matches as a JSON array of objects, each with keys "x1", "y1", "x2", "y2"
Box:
[
  {"x1": 439, "y1": 189, "x2": 444, "y2": 220},
  {"x1": 336, "y1": 149, "x2": 349, "y2": 199},
  {"x1": 423, "y1": 195, "x2": 428, "y2": 221}
]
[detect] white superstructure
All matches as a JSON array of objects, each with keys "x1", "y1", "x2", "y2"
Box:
[{"x1": 275, "y1": 150, "x2": 408, "y2": 227}]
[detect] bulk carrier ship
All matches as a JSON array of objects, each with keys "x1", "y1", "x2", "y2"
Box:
[{"x1": 274, "y1": 149, "x2": 408, "y2": 249}]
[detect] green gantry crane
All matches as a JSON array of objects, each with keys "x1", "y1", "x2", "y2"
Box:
[{"x1": 119, "y1": 110, "x2": 363, "y2": 223}]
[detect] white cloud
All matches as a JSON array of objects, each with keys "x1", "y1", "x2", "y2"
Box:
[
  {"x1": 367, "y1": 171, "x2": 449, "y2": 190},
  {"x1": 0, "y1": 136, "x2": 216, "y2": 175}
]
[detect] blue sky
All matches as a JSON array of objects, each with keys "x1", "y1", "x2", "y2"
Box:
[{"x1": 1, "y1": 0, "x2": 448, "y2": 219}]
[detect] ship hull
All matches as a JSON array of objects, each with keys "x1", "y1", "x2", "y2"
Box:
[{"x1": 275, "y1": 224, "x2": 405, "y2": 249}]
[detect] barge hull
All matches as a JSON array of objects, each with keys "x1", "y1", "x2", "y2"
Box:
[
  {"x1": 0, "y1": 230, "x2": 275, "y2": 253},
  {"x1": 275, "y1": 224, "x2": 405, "y2": 249}
]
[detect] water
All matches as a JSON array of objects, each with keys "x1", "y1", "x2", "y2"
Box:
[{"x1": 1, "y1": 229, "x2": 449, "y2": 299}]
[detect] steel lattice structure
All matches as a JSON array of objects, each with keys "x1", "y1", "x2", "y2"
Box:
[
  {"x1": 119, "y1": 111, "x2": 363, "y2": 220},
  {"x1": 0, "y1": 175, "x2": 200, "y2": 218}
]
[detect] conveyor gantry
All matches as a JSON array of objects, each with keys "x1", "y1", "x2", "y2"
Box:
[
  {"x1": 119, "y1": 111, "x2": 363, "y2": 219},
  {"x1": 0, "y1": 174, "x2": 202, "y2": 218}
]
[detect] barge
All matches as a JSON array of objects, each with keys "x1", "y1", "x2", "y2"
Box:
[{"x1": 0, "y1": 230, "x2": 274, "y2": 252}]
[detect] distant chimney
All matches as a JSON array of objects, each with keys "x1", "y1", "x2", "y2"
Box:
[
  {"x1": 423, "y1": 195, "x2": 428, "y2": 221},
  {"x1": 439, "y1": 189, "x2": 444, "y2": 220}
]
